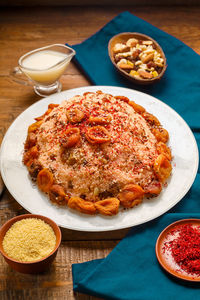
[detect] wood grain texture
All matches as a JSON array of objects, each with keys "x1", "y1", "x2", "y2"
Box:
[
  {"x1": 0, "y1": 5, "x2": 200, "y2": 299},
  {"x1": 1, "y1": 0, "x2": 200, "y2": 6},
  {"x1": 0, "y1": 240, "x2": 117, "y2": 300}
]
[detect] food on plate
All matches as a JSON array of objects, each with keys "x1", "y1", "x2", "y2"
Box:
[
  {"x1": 113, "y1": 37, "x2": 165, "y2": 80},
  {"x1": 23, "y1": 91, "x2": 172, "y2": 216}
]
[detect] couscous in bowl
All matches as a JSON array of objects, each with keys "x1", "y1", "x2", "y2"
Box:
[{"x1": 0, "y1": 214, "x2": 61, "y2": 274}]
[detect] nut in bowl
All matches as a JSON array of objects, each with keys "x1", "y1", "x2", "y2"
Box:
[
  {"x1": 0, "y1": 214, "x2": 61, "y2": 274},
  {"x1": 108, "y1": 32, "x2": 167, "y2": 85}
]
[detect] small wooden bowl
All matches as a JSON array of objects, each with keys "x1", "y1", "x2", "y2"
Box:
[
  {"x1": 156, "y1": 219, "x2": 200, "y2": 282},
  {"x1": 0, "y1": 214, "x2": 61, "y2": 274},
  {"x1": 108, "y1": 32, "x2": 167, "y2": 85}
]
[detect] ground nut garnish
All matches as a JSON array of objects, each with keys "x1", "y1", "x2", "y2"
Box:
[{"x1": 113, "y1": 37, "x2": 165, "y2": 80}]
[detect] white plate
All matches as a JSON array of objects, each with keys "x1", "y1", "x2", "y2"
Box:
[{"x1": 0, "y1": 86, "x2": 199, "y2": 232}]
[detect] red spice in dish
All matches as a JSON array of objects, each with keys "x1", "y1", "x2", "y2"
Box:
[{"x1": 163, "y1": 224, "x2": 200, "y2": 276}]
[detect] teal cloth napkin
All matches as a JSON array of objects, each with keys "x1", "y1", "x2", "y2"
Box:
[
  {"x1": 73, "y1": 214, "x2": 200, "y2": 300},
  {"x1": 70, "y1": 11, "x2": 200, "y2": 299}
]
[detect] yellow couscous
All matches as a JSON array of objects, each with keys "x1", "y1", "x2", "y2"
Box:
[{"x1": 2, "y1": 218, "x2": 56, "y2": 262}]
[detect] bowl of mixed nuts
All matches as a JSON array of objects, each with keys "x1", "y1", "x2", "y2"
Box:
[{"x1": 108, "y1": 32, "x2": 167, "y2": 85}]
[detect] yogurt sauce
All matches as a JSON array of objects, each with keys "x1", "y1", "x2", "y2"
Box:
[{"x1": 21, "y1": 50, "x2": 70, "y2": 85}]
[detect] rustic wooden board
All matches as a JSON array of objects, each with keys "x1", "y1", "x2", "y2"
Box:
[{"x1": 0, "y1": 240, "x2": 117, "y2": 300}]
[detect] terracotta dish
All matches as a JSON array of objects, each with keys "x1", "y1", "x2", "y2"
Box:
[
  {"x1": 108, "y1": 32, "x2": 167, "y2": 85},
  {"x1": 0, "y1": 214, "x2": 61, "y2": 274},
  {"x1": 156, "y1": 219, "x2": 200, "y2": 282}
]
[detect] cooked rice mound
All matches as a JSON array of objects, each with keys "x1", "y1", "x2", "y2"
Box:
[{"x1": 23, "y1": 91, "x2": 172, "y2": 216}]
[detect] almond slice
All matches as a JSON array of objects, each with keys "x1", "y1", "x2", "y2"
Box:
[
  {"x1": 138, "y1": 69, "x2": 153, "y2": 79},
  {"x1": 141, "y1": 53, "x2": 154, "y2": 64},
  {"x1": 118, "y1": 63, "x2": 133, "y2": 70}
]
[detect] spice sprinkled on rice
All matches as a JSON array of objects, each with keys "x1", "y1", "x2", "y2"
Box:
[{"x1": 23, "y1": 91, "x2": 172, "y2": 216}]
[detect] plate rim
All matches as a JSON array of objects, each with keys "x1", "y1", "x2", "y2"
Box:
[{"x1": 0, "y1": 86, "x2": 199, "y2": 232}]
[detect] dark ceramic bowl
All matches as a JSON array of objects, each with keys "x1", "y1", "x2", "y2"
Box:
[
  {"x1": 0, "y1": 214, "x2": 61, "y2": 274},
  {"x1": 108, "y1": 32, "x2": 167, "y2": 85}
]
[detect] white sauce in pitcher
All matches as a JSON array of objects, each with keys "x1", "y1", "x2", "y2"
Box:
[
  {"x1": 21, "y1": 50, "x2": 70, "y2": 85},
  {"x1": 22, "y1": 50, "x2": 67, "y2": 70}
]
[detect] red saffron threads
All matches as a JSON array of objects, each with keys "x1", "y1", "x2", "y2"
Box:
[{"x1": 165, "y1": 224, "x2": 200, "y2": 276}]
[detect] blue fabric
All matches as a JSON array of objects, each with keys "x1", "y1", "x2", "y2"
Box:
[
  {"x1": 71, "y1": 11, "x2": 200, "y2": 130},
  {"x1": 70, "y1": 11, "x2": 200, "y2": 299},
  {"x1": 72, "y1": 214, "x2": 200, "y2": 300}
]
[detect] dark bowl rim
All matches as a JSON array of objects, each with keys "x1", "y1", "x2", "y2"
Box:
[
  {"x1": 108, "y1": 32, "x2": 167, "y2": 83},
  {"x1": 0, "y1": 214, "x2": 62, "y2": 265}
]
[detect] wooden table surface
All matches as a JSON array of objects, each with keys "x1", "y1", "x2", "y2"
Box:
[{"x1": 0, "y1": 5, "x2": 200, "y2": 300}]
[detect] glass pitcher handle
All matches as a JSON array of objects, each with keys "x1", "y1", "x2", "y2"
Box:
[{"x1": 10, "y1": 67, "x2": 33, "y2": 86}]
